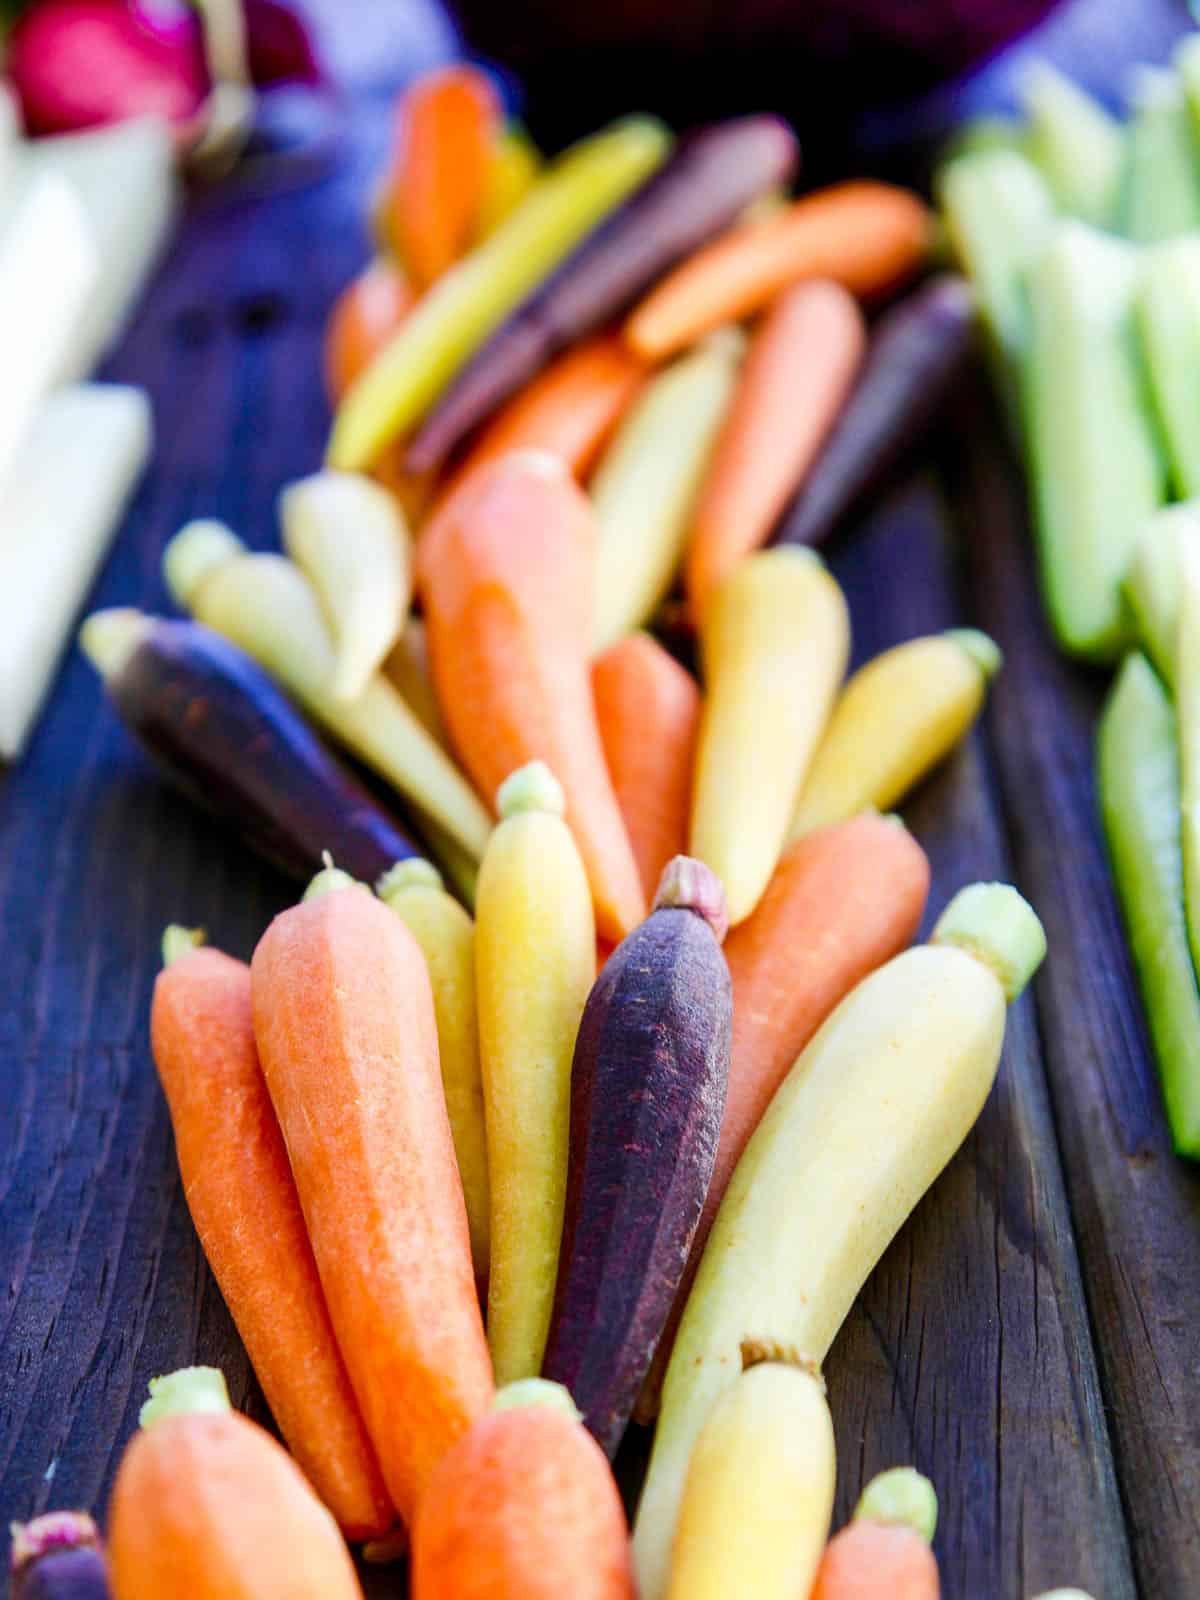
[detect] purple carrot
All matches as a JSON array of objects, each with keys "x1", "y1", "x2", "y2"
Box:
[
  {"x1": 542, "y1": 856, "x2": 732, "y2": 1458},
  {"x1": 405, "y1": 114, "x2": 799, "y2": 472},
  {"x1": 11, "y1": 1513, "x2": 110, "y2": 1600},
  {"x1": 773, "y1": 273, "x2": 977, "y2": 549},
  {"x1": 80, "y1": 611, "x2": 419, "y2": 884}
]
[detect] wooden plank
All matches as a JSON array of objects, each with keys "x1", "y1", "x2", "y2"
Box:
[{"x1": 948, "y1": 384, "x2": 1200, "y2": 1596}]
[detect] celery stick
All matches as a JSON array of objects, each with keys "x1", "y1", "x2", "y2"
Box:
[
  {"x1": 0, "y1": 171, "x2": 99, "y2": 487},
  {"x1": 937, "y1": 149, "x2": 1054, "y2": 371},
  {"x1": 1024, "y1": 221, "x2": 1166, "y2": 661},
  {"x1": 1124, "y1": 501, "x2": 1200, "y2": 687},
  {"x1": 1020, "y1": 61, "x2": 1124, "y2": 227},
  {"x1": 1098, "y1": 653, "x2": 1200, "y2": 1158},
  {"x1": 1139, "y1": 238, "x2": 1200, "y2": 498},
  {"x1": 0, "y1": 385, "x2": 151, "y2": 760},
  {"x1": 22, "y1": 117, "x2": 178, "y2": 380},
  {"x1": 1177, "y1": 550, "x2": 1200, "y2": 996},
  {"x1": 328, "y1": 116, "x2": 670, "y2": 472},
  {"x1": 1173, "y1": 34, "x2": 1200, "y2": 156},
  {"x1": 1121, "y1": 67, "x2": 1200, "y2": 245}
]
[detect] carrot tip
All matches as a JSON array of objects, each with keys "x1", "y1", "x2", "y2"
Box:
[
  {"x1": 653, "y1": 856, "x2": 729, "y2": 945},
  {"x1": 163, "y1": 520, "x2": 245, "y2": 610},
  {"x1": 931, "y1": 882, "x2": 1046, "y2": 1000},
  {"x1": 945, "y1": 627, "x2": 1003, "y2": 680},
  {"x1": 139, "y1": 1367, "x2": 231, "y2": 1429},
  {"x1": 492, "y1": 1378, "x2": 581, "y2": 1421},
  {"x1": 78, "y1": 607, "x2": 152, "y2": 682},
  {"x1": 377, "y1": 857, "x2": 444, "y2": 902},
  {"x1": 496, "y1": 761, "x2": 566, "y2": 820},
  {"x1": 302, "y1": 857, "x2": 361, "y2": 901},
  {"x1": 854, "y1": 1467, "x2": 939, "y2": 1543},
  {"x1": 161, "y1": 925, "x2": 206, "y2": 968}
]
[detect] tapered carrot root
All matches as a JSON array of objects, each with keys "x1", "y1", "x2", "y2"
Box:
[
  {"x1": 420, "y1": 451, "x2": 645, "y2": 940},
  {"x1": 251, "y1": 882, "x2": 493, "y2": 1521},
  {"x1": 411, "y1": 1381, "x2": 635, "y2": 1600},
  {"x1": 685, "y1": 280, "x2": 866, "y2": 621},
  {"x1": 109, "y1": 1370, "x2": 365, "y2": 1600},
  {"x1": 626, "y1": 181, "x2": 932, "y2": 361},
  {"x1": 150, "y1": 938, "x2": 392, "y2": 1539},
  {"x1": 592, "y1": 633, "x2": 701, "y2": 902},
  {"x1": 385, "y1": 66, "x2": 502, "y2": 289},
  {"x1": 810, "y1": 1521, "x2": 940, "y2": 1599}
]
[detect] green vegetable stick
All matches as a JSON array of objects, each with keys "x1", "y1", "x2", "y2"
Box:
[
  {"x1": 1097, "y1": 653, "x2": 1200, "y2": 1158},
  {"x1": 1122, "y1": 67, "x2": 1200, "y2": 245},
  {"x1": 1178, "y1": 550, "x2": 1200, "y2": 998},
  {"x1": 1175, "y1": 33, "x2": 1200, "y2": 146},
  {"x1": 937, "y1": 149, "x2": 1054, "y2": 372},
  {"x1": 1023, "y1": 220, "x2": 1167, "y2": 662},
  {"x1": 1123, "y1": 501, "x2": 1200, "y2": 687},
  {"x1": 1139, "y1": 238, "x2": 1200, "y2": 497},
  {"x1": 1020, "y1": 61, "x2": 1124, "y2": 227},
  {"x1": 327, "y1": 116, "x2": 670, "y2": 471}
]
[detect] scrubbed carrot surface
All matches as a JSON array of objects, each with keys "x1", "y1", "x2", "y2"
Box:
[{"x1": 810, "y1": 1521, "x2": 941, "y2": 1600}]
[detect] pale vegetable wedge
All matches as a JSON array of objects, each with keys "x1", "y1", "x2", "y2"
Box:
[
  {"x1": 2, "y1": 385, "x2": 151, "y2": 760},
  {"x1": 280, "y1": 470, "x2": 413, "y2": 702},
  {"x1": 632, "y1": 882, "x2": 1045, "y2": 1600}
]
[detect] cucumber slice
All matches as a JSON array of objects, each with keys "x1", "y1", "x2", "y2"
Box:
[{"x1": 1098, "y1": 653, "x2": 1200, "y2": 1158}]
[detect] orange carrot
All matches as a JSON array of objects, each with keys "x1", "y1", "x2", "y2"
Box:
[
  {"x1": 150, "y1": 936, "x2": 393, "y2": 1539},
  {"x1": 592, "y1": 633, "x2": 701, "y2": 902},
  {"x1": 436, "y1": 334, "x2": 645, "y2": 509},
  {"x1": 625, "y1": 181, "x2": 932, "y2": 361},
  {"x1": 325, "y1": 258, "x2": 415, "y2": 404},
  {"x1": 685, "y1": 280, "x2": 866, "y2": 621},
  {"x1": 251, "y1": 882, "x2": 494, "y2": 1522},
  {"x1": 419, "y1": 451, "x2": 646, "y2": 941},
  {"x1": 369, "y1": 440, "x2": 438, "y2": 526},
  {"x1": 109, "y1": 1370, "x2": 365, "y2": 1600},
  {"x1": 385, "y1": 65, "x2": 502, "y2": 289},
  {"x1": 411, "y1": 1383, "x2": 635, "y2": 1600},
  {"x1": 810, "y1": 1522, "x2": 940, "y2": 1600},
  {"x1": 637, "y1": 813, "x2": 929, "y2": 1418}
]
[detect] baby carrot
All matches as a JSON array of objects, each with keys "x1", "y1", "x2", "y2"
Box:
[
  {"x1": 436, "y1": 334, "x2": 645, "y2": 508},
  {"x1": 411, "y1": 1380, "x2": 635, "y2": 1600},
  {"x1": 150, "y1": 932, "x2": 392, "y2": 1539},
  {"x1": 419, "y1": 451, "x2": 645, "y2": 941},
  {"x1": 384, "y1": 65, "x2": 502, "y2": 289},
  {"x1": 251, "y1": 879, "x2": 493, "y2": 1521},
  {"x1": 591, "y1": 633, "x2": 701, "y2": 903},
  {"x1": 11, "y1": 1512, "x2": 107, "y2": 1600},
  {"x1": 109, "y1": 1369, "x2": 365, "y2": 1600},
  {"x1": 638, "y1": 813, "x2": 929, "y2": 1418},
  {"x1": 377, "y1": 857, "x2": 490, "y2": 1280},
  {"x1": 324, "y1": 257, "x2": 415, "y2": 404},
  {"x1": 626, "y1": 181, "x2": 932, "y2": 362},
  {"x1": 690, "y1": 548, "x2": 850, "y2": 924},
  {"x1": 474, "y1": 764, "x2": 595, "y2": 1382},
  {"x1": 812, "y1": 1468, "x2": 941, "y2": 1600},
  {"x1": 685, "y1": 280, "x2": 866, "y2": 621}
]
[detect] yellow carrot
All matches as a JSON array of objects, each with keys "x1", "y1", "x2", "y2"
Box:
[
  {"x1": 474, "y1": 762, "x2": 595, "y2": 1382},
  {"x1": 328, "y1": 117, "x2": 670, "y2": 471},
  {"x1": 377, "y1": 857, "x2": 489, "y2": 1280},
  {"x1": 163, "y1": 521, "x2": 489, "y2": 860},
  {"x1": 666, "y1": 1355, "x2": 835, "y2": 1600},
  {"x1": 477, "y1": 126, "x2": 543, "y2": 239},
  {"x1": 592, "y1": 328, "x2": 744, "y2": 651},
  {"x1": 790, "y1": 629, "x2": 1001, "y2": 837},
  {"x1": 690, "y1": 548, "x2": 849, "y2": 924},
  {"x1": 279, "y1": 471, "x2": 413, "y2": 703}
]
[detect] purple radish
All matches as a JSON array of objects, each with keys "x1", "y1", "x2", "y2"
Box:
[
  {"x1": 542, "y1": 856, "x2": 732, "y2": 1457},
  {"x1": 405, "y1": 115, "x2": 799, "y2": 472},
  {"x1": 773, "y1": 273, "x2": 977, "y2": 549}
]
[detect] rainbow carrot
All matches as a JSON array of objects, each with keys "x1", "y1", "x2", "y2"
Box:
[{"x1": 324, "y1": 258, "x2": 414, "y2": 404}]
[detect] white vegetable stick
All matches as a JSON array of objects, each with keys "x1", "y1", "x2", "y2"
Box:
[
  {"x1": 0, "y1": 171, "x2": 99, "y2": 485},
  {"x1": 0, "y1": 385, "x2": 152, "y2": 760},
  {"x1": 21, "y1": 118, "x2": 177, "y2": 379}
]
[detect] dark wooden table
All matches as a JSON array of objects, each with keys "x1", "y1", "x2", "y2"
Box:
[{"x1": 3, "y1": 3, "x2": 1199, "y2": 1595}]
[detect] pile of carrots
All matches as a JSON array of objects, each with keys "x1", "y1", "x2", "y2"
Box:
[{"x1": 50, "y1": 61, "x2": 1093, "y2": 1600}]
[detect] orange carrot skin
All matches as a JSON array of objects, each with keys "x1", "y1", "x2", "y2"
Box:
[
  {"x1": 437, "y1": 334, "x2": 645, "y2": 509},
  {"x1": 251, "y1": 887, "x2": 494, "y2": 1522},
  {"x1": 412, "y1": 1406, "x2": 635, "y2": 1600},
  {"x1": 109, "y1": 1411, "x2": 365, "y2": 1600},
  {"x1": 420, "y1": 453, "x2": 646, "y2": 941},
  {"x1": 685, "y1": 280, "x2": 866, "y2": 621},
  {"x1": 325, "y1": 258, "x2": 415, "y2": 404},
  {"x1": 386, "y1": 65, "x2": 502, "y2": 289},
  {"x1": 592, "y1": 633, "x2": 701, "y2": 902},
  {"x1": 150, "y1": 948, "x2": 393, "y2": 1540},
  {"x1": 626, "y1": 181, "x2": 932, "y2": 361},
  {"x1": 636, "y1": 813, "x2": 929, "y2": 1419},
  {"x1": 810, "y1": 1522, "x2": 940, "y2": 1600}
]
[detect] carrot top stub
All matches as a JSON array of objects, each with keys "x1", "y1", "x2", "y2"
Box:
[
  {"x1": 653, "y1": 855, "x2": 729, "y2": 944},
  {"x1": 931, "y1": 882, "x2": 1047, "y2": 1000},
  {"x1": 854, "y1": 1467, "x2": 939, "y2": 1543},
  {"x1": 139, "y1": 1366, "x2": 231, "y2": 1427},
  {"x1": 497, "y1": 760, "x2": 567, "y2": 819}
]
